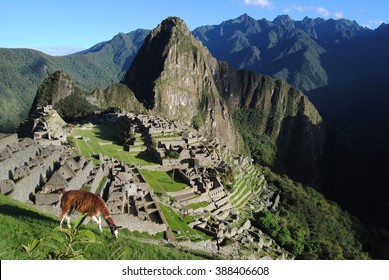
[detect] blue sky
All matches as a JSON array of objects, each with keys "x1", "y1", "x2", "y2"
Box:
[{"x1": 0, "y1": 0, "x2": 387, "y2": 55}]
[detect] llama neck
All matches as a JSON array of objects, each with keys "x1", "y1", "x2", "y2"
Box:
[
  {"x1": 105, "y1": 215, "x2": 116, "y2": 228},
  {"x1": 100, "y1": 205, "x2": 116, "y2": 227}
]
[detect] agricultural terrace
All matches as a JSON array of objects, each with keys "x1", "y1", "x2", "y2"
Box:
[
  {"x1": 71, "y1": 124, "x2": 157, "y2": 166},
  {"x1": 140, "y1": 169, "x2": 190, "y2": 195}
]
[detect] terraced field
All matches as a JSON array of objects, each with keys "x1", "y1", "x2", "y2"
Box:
[
  {"x1": 221, "y1": 149, "x2": 266, "y2": 209},
  {"x1": 72, "y1": 124, "x2": 157, "y2": 166},
  {"x1": 140, "y1": 169, "x2": 189, "y2": 195}
]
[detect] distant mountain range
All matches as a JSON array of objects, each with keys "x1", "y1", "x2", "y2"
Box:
[
  {"x1": 0, "y1": 29, "x2": 148, "y2": 131},
  {"x1": 2, "y1": 14, "x2": 389, "y2": 232}
]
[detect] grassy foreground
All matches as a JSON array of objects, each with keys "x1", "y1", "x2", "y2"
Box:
[{"x1": 0, "y1": 194, "x2": 202, "y2": 260}]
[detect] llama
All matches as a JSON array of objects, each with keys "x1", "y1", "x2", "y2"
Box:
[{"x1": 58, "y1": 189, "x2": 122, "y2": 239}]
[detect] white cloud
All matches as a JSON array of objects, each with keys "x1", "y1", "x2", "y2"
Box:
[
  {"x1": 363, "y1": 20, "x2": 384, "y2": 29},
  {"x1": 243, "y1": 0, "x2": 273, "y2": 9},
  {"x1": 334, "y1": 12, "x2": 344, "y2": 19},
  {"x1": 316, "y1": 7, "x2": 331, "y2": 17},
  {"x1": 283, "y1": 4, "x2": 344, "y2": 19},
  {"x1": 30, "y1": 46, "x2": 85, "y2": 56}
]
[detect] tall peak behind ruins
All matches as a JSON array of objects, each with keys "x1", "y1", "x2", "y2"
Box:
[{"x1": 123, "y1": 16, "x2": 242, "y2": 150}]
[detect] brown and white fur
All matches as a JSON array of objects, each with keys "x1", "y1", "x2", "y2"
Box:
[{"x1": 59, "y1": 189, "x2": 122, "y2": 239}]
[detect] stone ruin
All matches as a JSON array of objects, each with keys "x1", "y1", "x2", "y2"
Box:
[
  {"x1": 31, "y1": 105, "x2": 70, "y2": 146},
  {"x1": 98, "y1": 112, "x2": 284, "y2": 256},
  {"x1": 118, "y1": 113, "x2": 221, "y2": 169},
  {"x1": 0, "y1": 133, "x2": 170, "y2": 238},
  {"x1": 0, "y1": 111, "x2": 288, "y2": 259},
  {"x1": 96, "y1": 155, "x2": 169, "y2": 237}
]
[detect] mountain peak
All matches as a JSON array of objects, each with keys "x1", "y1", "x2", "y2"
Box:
[
  {"x1": 155, "y1": 16, "x2": 190, "y2": 35},
  {"x1": 233, "y1": 13, "x2": 256, "y2": 23},
  {"x1": 161, "y1": 16, "x2": 186, "y2": 27},
  {"x1": 30, "y1": 70, "x2": 75, "y2": 112},
  {"x1": 124, "y1": 16, "x2": 215, "y2": 110},
  {"x1": 274, "y1": 14, "x2": 293, "y2": 25},
  {"x1": 124, "y1": 17, "x2": 239, "y2": 150}
]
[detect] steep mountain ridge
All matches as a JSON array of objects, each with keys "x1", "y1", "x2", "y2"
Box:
[
  {"x1": 124, "y1": 17, "x2": 242, "y2": 150},
  {"x1": 87, "y1": 83, "x2": 145, "y2": 113},
  {"x1": 192, "y1": 15, "x2": 389, "y2": 227},
  {"x1": 193, "y1": 14, "x2": 367, "y2": 92},
  {"x1": 18, "y1": 70, "x2": 97, "y2": 138},
  {"x1": 213, "y1": 61, "x2": 325, "y2": 185},
  {"x1": 28, "y1": 70, "x2": 78, "y2": 114}
]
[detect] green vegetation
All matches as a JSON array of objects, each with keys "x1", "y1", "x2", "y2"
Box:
[
  {"x1": 0, "y1": 194, "x2": 59, "y2": 259},
  {"x1": 23, "y1": 213, "x2": 96, "y2": 260},
  {"x1": 221, "y1": 149, "x2": 265, "y2": 209},
  {"x1": 191, "y1": 113, "x2": 205, "y2": 130},
  {"x1": 0, "y1": 194, "x2": 202, "y2": 260},
  {"x1": 186, "y1": 201, "x2": 209, "y2": 210},
  {"x1": 233, "y1": 109, "x2": 277, "y2": 167},
  {"x1": 91, "y1": 83, "x2": 145, "y2": 114},
  {"x1": 190, "y1": 91, "x2": 215, "y2": 130},
  {"x1": 165, "y1": 150, "x2": 180, "y2": 159},
  {"x1": 140, "y1": 169, "x2": 189, "y2": 195},
  {"x1": 95, "y1": 176, "x2": 108, "y2": 195},
  {"x1": 252, "y1": 167, "x2": 369, "y2": 259},
  {"x1": 159, "y1": 204, "x2": 210, "y2": 242},
  {"x1": 54, "y1": 88, "x2": 97, "y2": 121},
  {"x1": 80, "y1": 185, "x2": 92, "y2": 192},
  {"x1": 72, "y1": 124, "x2": 157, "y2": 166}
]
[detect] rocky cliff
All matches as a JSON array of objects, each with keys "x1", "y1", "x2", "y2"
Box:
[
  {"x1": 87, "y1": 83, "x2": 145, "y2": 113},
  {"x1": 27, "y1": 70, "x2": 96, "y2": 120},
  {"x1": 29, "y1": 70, "x2": 76, "y2": 114},
  {"x1": 124, "y1": 17, "x2": 241, "y2": 150},
  {"x1": 213, "y1": 61, "x2": 325, "y2": 185},
  {"x1": 18, "y1": 70, "x2": 91, "y2": 137}
]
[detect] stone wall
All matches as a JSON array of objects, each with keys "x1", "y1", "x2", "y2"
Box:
[
  {"x1": 0, "y1": 144, "x2": 41, "y2": 181},
  {"x1": 67, "y1": 160, "x2": 94, "y2": 190},
  {"x1": 0, "y1": 134, "x2": 18, "y2": 151},
  {"x1": 107, "y1": 214, "x2": 167, "y2": 235},
  {"x1": 181, "y1": 193, "x2": 208, "y2": 206},
  {"x1": 0, "y1": 180, "x2": 15, "y2": 194},
  {"x1": 89, "y1": 165, "x2": 105, "y2": 194},
  {"x1": 11, "y1": 147, "x2": 62, "y2": 202},
  {"x1": 208, "y1": 186, "x2": 225, "y2": 201},
  {"x1": 167, "y1": 187, "x2": 194, "y2": 198}
]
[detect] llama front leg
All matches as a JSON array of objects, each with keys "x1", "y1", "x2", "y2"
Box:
[
  {"x1": 66, "y1": 215, "x2": 71, "y2": 228},
  {"x1": 92, "y1": 216, "x2": 103, "y2": 232},
  {"x1": 60, "y1": 211, "x2": 70, "y2": 228}
]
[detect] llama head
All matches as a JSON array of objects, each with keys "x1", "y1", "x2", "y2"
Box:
[{"x1": 110, "y1": 225, "x2": 122, "y2": 239}]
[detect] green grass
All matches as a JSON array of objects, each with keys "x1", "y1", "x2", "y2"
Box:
[
  {"x1": 72, "y1": 124, "x2": 157, "y2": 166},
  {"x1": 95, "y1": 176, "x2": 108, "y2": 195},
  {"x1": 140, "y1": 169, "x2": 190, "y2": 195},
  {"x1": 0, "y1": 194, "x2": 59, "y2": 259},
  {"x1": 0, "y1": 194, "x2": 204, "y2": 260},
  {"x1": 159, "y1": 204, "x2": 211, "y2": 242},
  {"x1": 186, "y1": 201, "x2": 209, "y2": 210}
]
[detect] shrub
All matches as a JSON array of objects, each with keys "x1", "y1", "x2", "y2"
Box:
[{"x1": 22, "y1": 214, "x2": 97, "y2": 260}]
